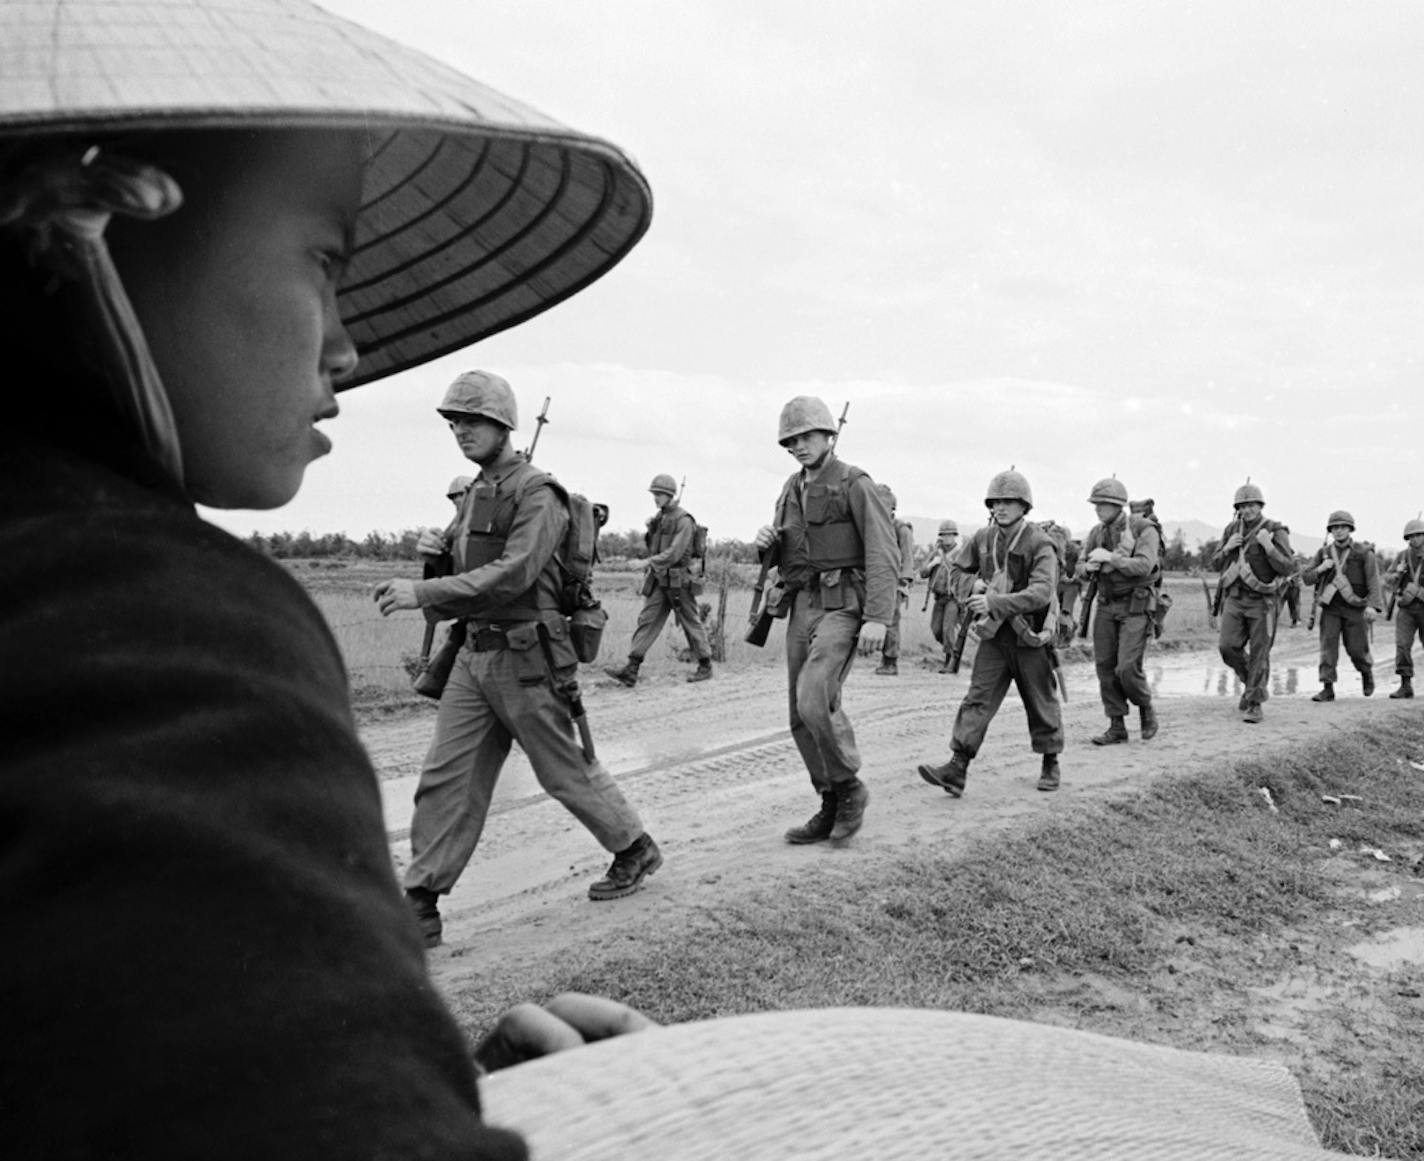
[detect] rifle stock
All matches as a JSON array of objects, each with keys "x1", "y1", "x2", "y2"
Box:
[
  {"x1": 947, "y1": 605, "x2": 974, "y2": 673},
  {"x1": 745, "y1": 543, "x2": 779, "y2": 647}
]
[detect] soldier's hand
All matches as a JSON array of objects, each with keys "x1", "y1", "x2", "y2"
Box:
[
  {"x1": 373, "y1": 578, "x2": 420, "y2": 615},
  {"x1": 1316, "y1": 557, "x2": 1334, "y2": 574},
  {"x1": 1087, "y1": 547, "x2": 1114, "y2": 566},
  {"x1": 856, "y1": 621, "x2": 887, "y2": 654},
  {"x1": 967, "y1": 593, "x2": 990, "y2": 617},
  {"x1": 1365, "y1": 607, "x2": 1378, "y2": 623},
  {"x1": 754, "y1": 524, "x2": 777, "y2": 551},
  {"x1": 1224, "y1": 533, "x2": 1243, "y2": 551},
  {"x1": 474, "y1": 992, "x2": 658, "y2": 1074},
  {"x1": 416, "y1": 528, "x2": 449, "y2": 558},
  {"x1": 1254, "y1": 528, "x2": 1274, "y2": 548}
]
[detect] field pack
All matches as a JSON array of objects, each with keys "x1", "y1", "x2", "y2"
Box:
[{"x1": 517, "y1": 470, "x2": 608, "y2": 662}]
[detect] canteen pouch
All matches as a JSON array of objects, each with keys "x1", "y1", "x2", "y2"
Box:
[
  {"x1": 568, "y1": 603, "x2": 607, "y2": 664},
  {"x1": 765, "y1": 581, "x2": 791, "y2": 619},
  {"x1": 412, "y1": 622, "x2": 466, "y2": 700},
  {"x1": 641, "y1": 570, "x2": 658, "y2": 597}
]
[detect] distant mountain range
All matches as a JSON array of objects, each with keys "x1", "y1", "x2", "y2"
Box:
[{"x1": 904, "y1": 516, "x2": 1323, "y2": 558}]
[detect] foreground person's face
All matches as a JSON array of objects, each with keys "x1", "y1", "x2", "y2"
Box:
[{"x1": 110, "y1": 130, "x2": 364, "y2": 509}]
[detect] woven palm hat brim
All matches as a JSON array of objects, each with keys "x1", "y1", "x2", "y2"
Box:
[
  {"x1": 481, "y1": 1008, "x2": 1367, "y2": 1161},
  {"x1": 0, "y1": 0, "x2": 652, "y2": 390}
]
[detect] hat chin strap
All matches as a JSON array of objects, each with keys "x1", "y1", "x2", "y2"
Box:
[{"x1": 2, "y1": 148, "x2": 186, "y2": 486}]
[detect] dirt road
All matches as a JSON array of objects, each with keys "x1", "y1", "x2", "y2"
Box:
[{"x1": 359, "y1": 631, "x2": 1412, "y2": 988}]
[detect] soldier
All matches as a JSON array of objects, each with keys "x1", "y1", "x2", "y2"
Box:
[
  {"x1": 916, "y1": 470, "x2": 1064, "y2": 796},
  {"x1": 604, "y1": 473, "x2": 713, "y2": 685},
  {"x1": 874, "y1": 483, "x2": 916, "y2": 676},
  {"x1": 753, "y1": 396, "x2": 897, "y2": 845},
  {"x1": 1080, "y1": 479, "x2": 1161, "y2": 745},
  {"x1": 1036, "y1": 519, "x2": 1078, "y2": 643},
  {"x1": 1283, "y1": 550, "x2": 1306, "y2": 628},
  {"x1": 920, "y1": 519, "x2": 962, "y2": 673},
  {"x1": 1210, "y1": 481, "x2": 1295, "y2": 723},
  {"x1": 375, "y1": 371, "x2": 662, "y2": 945},
  {"x1": 446, "y1": 474, "x2": 474, "y2": 510},
  {"x1": 1385, "y1": 515, "x2": 1424, "y2": 698},
  {"x1": 1300, "y1": 510, "x2": 1382, "y2": 701}
]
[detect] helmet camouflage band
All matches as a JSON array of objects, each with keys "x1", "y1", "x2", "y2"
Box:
[
  {"x1": 1405, "y1": 517, "x2": 1424, "y2": 539},
  {"x1": 437, "y1": 370, "x2": 517, "y2": 429},
  {"x1": 937, "y1": 519, "x2": 959, "y2": 536},
  {"x1": 985, "y1": 469, "x2": 1033, "y2": 512},
  {"x1": 649, "y1": 473, "x2": 678, "y2": 495},
  {"x1": 1232, "y1": 482, "x2": 1266, "y2": 508},
  {"x1": 777, "y1": 396, "x2": 837, "y2": 445},
  {"x1": 1325, "y1": 509, "x2": 1355, "y2": 531},
  {"x1": 1087, "y1": 477, "x2": 1129, "y2": 507}
]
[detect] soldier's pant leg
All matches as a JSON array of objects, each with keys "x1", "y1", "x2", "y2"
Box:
[
  {"x1": 1337, "y1": 608, "x2": 1373, "y2": 675},
  {"x1": 786, "y1": 592, "x2": 863, "y2": 792},
  {"x1": 404, "y1": 646, "x2": 513, "y2": 894},
  {"x1": 1242, "y1": 596, "x2": 1273, "y2": 706},
  {"x1": 882, "y1": 597, "x2": 903, "y2": 660},
  {"x1": 1397, "y1": 605, "x2": 1424, "y2": 677},
  {"x1": 950, "y1": 635, "x2": 1015, "y2": 758},
  {"x1": 670, "y1": 582, "x2": 712, "y2": 661},
  {"x1": 1114, "y1": 609, "x2": 1154, "y2": 709},
  {"x1": 1218, "y1": 595, "x2": 1252, "y2": 687},
  {"x1": 1318, "y1": 609, "x2": 1343, "y2": 684},
  {"x1": 1093, "y1": 600, "x2": 1129, "y2": 718},
  {"x1": 930, "y1": 598, "x2": 946, "y2": 645},
  {"x1": 628, "y1": 586, "x2": 674, "y2": 658},
  {"x1": 1285, "y1": 584, "x2": 1300, "y2": 624},
  {"x1": 942, "y1": 599, "x2": 960, "y2": 661},
  {"x1": 485, "y1": 650, "x2": 644, "y2": 853},
  {"x1": 1009, "y1": 644, "x2": 1064, "y2": 754}
]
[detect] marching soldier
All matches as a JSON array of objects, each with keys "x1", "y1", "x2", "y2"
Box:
[
  {"x1": 1301, "y1": 511, "x2": 1382, "y2": 701},
  {"x1": 875, "y1": 483, "x2": 916, "y2": 676},
  {"x1": 1385, "y1": 515, "x2": 1424, "y2": 698},
  {"x1": 754, "y1": 396, "x2": 897, "y2": 845},
  {"x1": 376, "y1": 372, "x2": 662, "y2": 945},
  {"x1": 920, "y1": 519, "x2": 962, "y2": 673},
  {"x1": 1081, "y1": 479, "x2": 1161, "y2": 744},
  {"x1": 1210, "y1": 481, "x2": 1295, "y2": 723},
  {"x1": 917, "y1": 470, "x2": 1064, "y2": 797},
  {"x1": 605, "y1": 473, "x2": 713, "y2": 685}
]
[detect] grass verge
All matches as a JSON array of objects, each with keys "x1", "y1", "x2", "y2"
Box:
[{"x1": 447, "y1": 715, "x2": 1424, "y2": 1158}]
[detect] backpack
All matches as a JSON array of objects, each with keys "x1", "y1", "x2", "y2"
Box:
[{"x1": 516, "y1": 471, "x2": 608, "y2": 662}]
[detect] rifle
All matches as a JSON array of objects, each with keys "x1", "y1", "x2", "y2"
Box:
[
  {"x1": 1211, "y1": 518, "x2": 1242, "y2": 619},
  {"x1": 412, "y1": 535, "x2": 455, "y2": 694},
  {"x1": 745, "y1": 542, "x2": 779, "y2": 647},
  {"x1": 921, "y1": 555, "x2": 936, "y2": 612},
  {"x1": 675, "y1": 475, "x2": 686, "y2": 504},
  {"x1": 1200, "y1": 574, "x2": 1216, "y2": 630},
  {"x1": 524, "y1": 395, "x2": 551, "y2": 461},
  {"x1": 947, "y1": 603, "x2": 974, "y2": 673},
  {"x1": 1076, "y1": 574, "x2": 1097, "y2": 639},
  {"x1": 536, "y1": 625, "x2": 596, "y2": 761}
]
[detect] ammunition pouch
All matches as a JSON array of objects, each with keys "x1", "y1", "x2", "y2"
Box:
[
  {"x1": 567, "y1": 603, "x2": 607, "y2": 664},
  {"x1": 764, "y1": 581, "x2": 792, "y2": 619}
]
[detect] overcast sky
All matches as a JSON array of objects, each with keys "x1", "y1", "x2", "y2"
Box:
[{"x1": 203, "y1": 0, "x2": 1424, "y2": 551}]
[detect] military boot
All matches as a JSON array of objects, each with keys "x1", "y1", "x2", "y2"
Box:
[
  {"x1": 1091, "y1": 716, "x2": 1129, "y2": 746},
  {"x1": 875, "y1": 659, "x2": 898, "y2": 676},
  {"x1": 829, "y1": 779, "x2": 870, "y2": 841},
  {"x1": 1036, "y1": 754, "x2": 1061, "y2": 792},
  {"x1": 917, "y1": 754, "x2": 969, "y2": 797},
  {"x1": 604, "y1": 655, "x2": 642, "y2": 687},
  {"x1": 1139, "y1": 704, "x2": 1159, "y2": 741},
  {"x1": 588, "y1": 833, "x2": 663, "y2": 900},
  {"x1": 784, "y1": 793, "x2": 838, "y2": 844},
  {"x1": 405, "y1": 886, "x2": 442, "y2": 949},
  {"x1": 1311, "y1": 683, "x2": 1335, "y2": 702},
  {"x1": 1390, "y1": 677, "x2": 1415, "y2": 699},
  {"x1": 1362, "y1": 669, "x2": 1375, "y2": 697},
  {"x1": 687, "y1": 658, "x2": 713, "y2": 683}
]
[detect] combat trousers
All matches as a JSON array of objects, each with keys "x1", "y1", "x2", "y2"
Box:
[
  {"x1": 1396, "y1": 603, "x2": 1424, "y2": 677},
  {"x1": 404, "y1": 641, "x2": 644, "y2": 895},
  {"x1": 950, "y1": 628, "x2": 1063, "y2": 758},
  {"x1": 930, "y1": 596, "x2": 960, "y2": 662},
  {"x1": 628, "y1": 579, "x2": 711, "y2": 661},
  {"x1": 881, "y1": 593, "x2": 906, "y2": 660},
  {"x1": 1317, "y1": 604, "x2": 1372, "y2": 684},
  {"x1": 785, "y1": 586, "x2": 864, "y2": 793},
  {"x1": 1092, "y1": 595, "x2": 1153, "y2": 718},
  {"x1": 1218, "y1": 590, "x2": 1275, "y2": 709}
]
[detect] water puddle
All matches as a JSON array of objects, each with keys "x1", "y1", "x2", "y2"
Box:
[
  {"x1": 1347, "y1": 926, "x2": 1424, "y2": 970},
  {"x1": 1145, "y1": 659, "x2": 1383, "y2": 699}
]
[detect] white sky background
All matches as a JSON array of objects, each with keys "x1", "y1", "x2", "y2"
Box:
[{"x1": 203, "y1": 0, "x2": 1424, "y2": 550}]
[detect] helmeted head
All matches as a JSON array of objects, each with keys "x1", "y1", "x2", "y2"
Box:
[
  {"x1": 437, "y1": 371, "x2": 517, "y2": 430},
  {"x1": 446, "y1": 474, "x2": 474, "y2": 500},
  {"x1": 985, "y1": 469, "x2": 1033, "y2": 514},
  {"x1": 649, "y1": 473, "x2": 678, "y2": 498},
  {"x1": 1233, "y1": 482, "x2": 1266, "y2": 509},
  {"x1": 777, "y1": 396, "x2": 837, "y2": 446},
  {"x1": 937, "y1": 519, "x2": 959, "y2": 539},
  {"x1": 1087, "y1": 477, "x2": 1128, "y2": 507},
  {"x1": 1404, "y1": 516, "x2": 1424, "y2": 542},
  {"x1": 1325, "y1": 509, "x2": 1355, "y2": 533}
]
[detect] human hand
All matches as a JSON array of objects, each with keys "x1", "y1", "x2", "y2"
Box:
[
  {"x1": 474, "y1": 992, "x2": 658, "y2": 1074},
  {"x1": 1365, "y1": 607, "x2": 1378, "y2": 623},
  {"x1": 1255, "y1": 528, "x2": 1274, "y2": 549},
  {"x1": 754, "y1": 524, "x2": 776, "y2": 551},
  {"x1": 967, "y1": 592, "x2": 990, "y2": 617},
  {"x1": 1316, "y1": 557, "x2": 1334, "y2": 574},
  {"x1": 1224, "y1": 533, "x2": 1243, "y2": 552},
  {"x1": 416, "y1": 528, "x2": 449, "y2": 558},
  {"x1": 373, "y1": 578, "x2": 420, "y2": 615},
  {"x1": 856, "y1": 621, "x2": 887, "y2": 654},
  {"x1": 1088, "y1": 547, "x2": 1114, "y2": 566}
]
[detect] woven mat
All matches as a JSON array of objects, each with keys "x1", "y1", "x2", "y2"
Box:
[{"x1": 481, "y1": 1008, "x2": 1360, "y2": 1160}]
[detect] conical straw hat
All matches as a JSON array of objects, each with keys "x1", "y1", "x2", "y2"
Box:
[{"x1": 0, "y1": 0, "x2": 653, "y2": 389}]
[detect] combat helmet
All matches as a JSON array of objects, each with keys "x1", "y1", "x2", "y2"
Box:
[
  {"x1": 1232, "y1": 481, "x2": 1266, "y2": 508},
  {"x1": 985, "y1": 469, "x2": 1033, "y2": 512},
  {"x1": 446, "y1": 474, "x2": 474, "y2": 498},
  {"x1": 1404, "y1": 516, "x2": 1424, "y2": 539},
  {"x1": 778, "y1": 396, "x2": 837, "y2": 445},
  {"x1": 937, "y1": 519, "x2": 959, "y2": 536},
  {"x1": 1087, "y1": 477, "x2": 1129, "y2": 507},
  {"x1": 1325, "y1": 510, "x2": 1355, "y2": 531},
  {"x1": 437, "y1": 370, "x2": 517, "y2": 429},
  {"x1": 648, "y1": 473, "x2": 678, "y2": 496}
]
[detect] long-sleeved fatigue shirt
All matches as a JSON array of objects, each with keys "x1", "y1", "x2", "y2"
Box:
[
  {"x1": 1302, "y1": 538, "x2": 1383, "y2": 612},
  {"x1": 1078, "y1": 512, "x2": 1161, "y2": 600}
]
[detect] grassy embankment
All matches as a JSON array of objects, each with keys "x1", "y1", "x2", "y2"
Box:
[{"x1": 442, "y1": 715, "x2": 1424, "y2": 1160}]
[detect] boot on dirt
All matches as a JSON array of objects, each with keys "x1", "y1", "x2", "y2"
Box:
[
  {"x1": 405, "y1": 886, "x2": 442, "y2": 949},
  {"x1": 829, "y1": 779, "x2": 870, "y2": 841},
  {"x1": 604, "y1": 655, "x2": 642, "y2": 687},
  {"x1": 1311, "y1": 682, "x2": 1335, "y2": 703},
  {"x1": 1036, "y1": 754, "x2": 1061, "y2": 792},
  {"x1": 874, "y1": 659, "x2": 898, "y2": 676},
  {"x1": 917, "y1": 755, "x2": 968, "y2": 797},
  {"x1": 937, "y1": 659, "x2": 953, "y2": 674},
  {"x1": 1091, "y1": 716, "x2": 1129, "y2": 746},
  {"x1": 1362, "y1": 669, "x2": 1375, "y2": 697},
  {"x1": 687, "y1": 657, "x2": 713, "y2": 683},
  {"x1": 1390, "y1": 677, "x2": 1415, "y2": 699},
  {"x1": 1243, "y1": 702, "x2": 1264, "y2": 724},
  {"x1": 588, "y1": 833, "x2": 663, "y2": 900},
  {"x1": 785, "y1": 792, "x2": 838, "y2": 844},
  {"x1": 1139, "y1": 703, "x2": 1159, "y2": 741}
]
